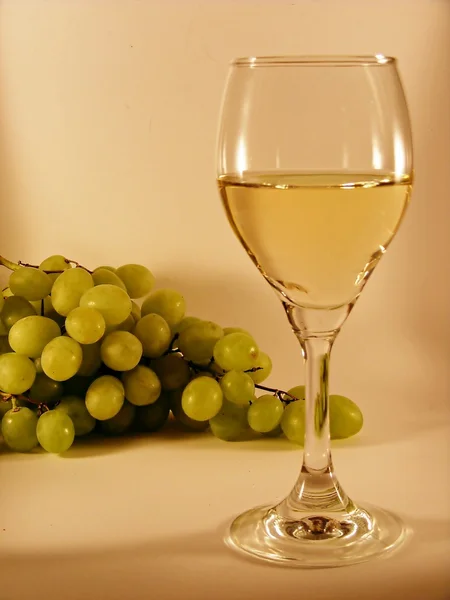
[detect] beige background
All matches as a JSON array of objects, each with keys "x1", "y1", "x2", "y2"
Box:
[{"x1": 0, "y1": 1, "x2": 449, "y2": 599}]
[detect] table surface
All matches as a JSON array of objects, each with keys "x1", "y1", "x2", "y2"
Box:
[{"x1": 2, "y1": 393, "x2": 450, "y2": 600}]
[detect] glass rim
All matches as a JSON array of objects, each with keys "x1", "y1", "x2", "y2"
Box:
[{"x1": 231, "y1": 55, "x2": 396, "y2": 67}]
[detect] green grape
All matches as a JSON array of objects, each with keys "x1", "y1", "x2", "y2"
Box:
[
  {"x1": 264, "y1": 425, "x2": 283, "y2": 438},
  {"x1": 63, "y1": 375, "x2": 95, "y2": 397},
  {"x1": 181, "y1": 376, "x2": 223, "y2": 421},
  {"x1": 281, "y1": 400, "x2": 305, "y2": 444},
  {"x1": 134, "y1": 393, "x2": 170, "y2": 432},
  {"x1": 1, "y1": 296, "x2": 36, "y2": 330},
  {"x1": 220, "y1": 370, "x2": 254, "y2": 406},
  {"x1": 248, "y1": 352, "x2": 273, "y2": 384},
  {"x1": 29, "y1": 373, "x2": 63, "y2": 404},
  {"x1": 51, "y1": 268, "x2": 94, "y2": 316},
  {"x1": 30, "y1": 296, "x2": 66, "y2": 326},
  {"x1": 115, "y1": 314, "x2": 135, "y2": 332},
  {"x1": 115, "y1": 264, "x2": 155, "y2": 299},
  {"x1": 209, "y1": 400, "x2": 248, "y2": 441},
  {"x1": 247, "y1": 394, "x2": 284, "y2": 433},
  {"x1": 65, "y1": 306, "x2": 105, "y2": 344},
  {"x1": 8, "y1": 315, "x2": 61, "y2": 358},
  {"x1": 174, "y1": 316, "x2": 202, "y2": 336},
  {"x1": 9, "y1": 267, "x2": 53, "y2": 301},
  {"x1": 191, "y1": 370, "x2": 214, "y2": 379},
  {"x1": 36, "y1": 410, "x2": 75, "y2": 453},
  {"x1": 79, "y1": 284, "x2": 132, "y2": 326},
  {"x1": 0, "y1": 353, "x2": 36, "y2": 394},
  {"x1": 208, "y1": 362, "x2": 224, "y2": 376},
  {"x1": 92, "y1": 267, "x2": 127, "y2": 290},
  {"x1": 213, "y1": 332, "x2": 259, "y2": 372},
  {"x1": 133, "y1": 313, "x2": 171, "y2": 358},
  {"x1": 1, "y1": 407, "x2": 39, "y2": 452},
  {"x1": 223, "y1": 327, "x2": 253, "y2": 337},
  {"x1": 34, "y1": 357, "x2": 43, "y2": 373},
  {"x1": 0, "y1": 399, "x2": 13, "y2": 417},
  {"x1": 103, "y1": 313, "x2": 136, "y2": 335},
  {"x1": 151, "y1": 354, "x2": 191, "y2": 391},
  {"x1": 0, "y1": 318, "x2": 7, "y2": 336},
  {"x1": 141, "y1": 289, "x2": 186, "y2": 329},
  {"x1": 169, "y1": 389, "x2": 208, "y2": 431},
  {"x1": 78, "y1": 342, "x2": 102, "y2": 376},
  {"x1": 285, "y1": 385, "x2": 306, "y2": 401},
  {"x1": 96, "y1": 265, "x2": 116, "y2": 273},
  {"x1": 330, "y1": 394, "x2": 363, "y2": 439},
  {"x1": 41, "y1": 336, "x2": 83, "y2": 381},
  {"x1": 39, "y1": 255, "x2": 70, "y2": 282},
  {"x1": 121, "y1": 365, "x2": 161, "y2": 406},
  {"x1": 85, "y1": 375, "x2": 124, "y2": 420},
  {"x1": 177, "y1": 321, "x2": 223, "y2": 363},
  {"x1": 30, "y1": 300, "x2": 43, "y2": 315},
  {"x1": 100, "y1": 331, "x2": 142, "y2": 371},
  {"x1": 130, "y1": 301, "x2": 141, "y2": 323},
  {"x1": 101, "y1": 400, "x2": 136, "y2": 435},
  {"x1": 54, "y1": 395, "x2": 96, "y2": 436},
  {"x1": 0, "y1": 336, "x2": 12, "y2": 354}
]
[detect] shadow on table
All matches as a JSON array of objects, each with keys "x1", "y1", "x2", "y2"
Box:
[
  {"x1": 1, "y1": 512, "x2": 449, "y2": 563},
  {"x1": 4, "y1": 414, "x2": 447, "y2": 462},
  {"x1": 0, "y1": 513, "x2": 449, "y2": 600}
]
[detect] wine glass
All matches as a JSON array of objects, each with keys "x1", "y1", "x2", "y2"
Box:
[{"x1": 216, "y1": 55, "x2": 413, "y2": 567}]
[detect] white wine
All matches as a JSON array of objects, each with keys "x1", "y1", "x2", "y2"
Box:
[{"x1": 219, "y1": 173, "x2": 411, "y2": 309}]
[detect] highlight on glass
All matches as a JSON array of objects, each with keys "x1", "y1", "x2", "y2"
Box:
[{"x1": 216, "y1": 55, "x2": 413, "y2": 567}]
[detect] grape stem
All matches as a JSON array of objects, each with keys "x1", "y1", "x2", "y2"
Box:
[
  {"x1": 0, "y1": 256, "x2": 20, "y2": 271},
  {"x1": 253, "y1": 383, "x2": 298, "y2": 402},
  {"x1": 0, "y1": 254, "x2": 93, "y2": 274},
  {"x1": 165, "y1": 334, "x2": 180, "y2": 355},
  {"x1": 18, "y1": 262, "x2": 63, "y2": 273},
  {"x1": 18, "y1": 394, "x2": 45, "y2": 407},
  {"x1": 1, "y1": 391, "x2": 49, "y2": 414},
  {"x1": 186, "y1": 359, "x2": 299, "y2": 404},
  {"x1": 65, "y1": 259, "x2": 93, "y2": 274}
]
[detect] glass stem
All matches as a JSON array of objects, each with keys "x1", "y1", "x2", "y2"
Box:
[
  {"x1": 300, "y1": 334, "x2": 334, "y2": 474},
  {"x1": 277, "y1": 305, "x2": 355, "y2": 520}
]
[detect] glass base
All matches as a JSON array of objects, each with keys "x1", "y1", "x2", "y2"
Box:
[{"x1": 226, "y1": 502, "x2": 408, "y2": 568}]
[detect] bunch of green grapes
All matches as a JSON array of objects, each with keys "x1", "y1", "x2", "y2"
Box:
[
  {"x1": 0, "y1": 254, "x2": 363, "y2": 455},
  {"x1": 175, "y1": 324, "x2": 363, "y2": 442}
]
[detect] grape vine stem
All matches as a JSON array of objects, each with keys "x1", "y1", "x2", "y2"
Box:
[
  {"x1": 186, "y1": 359, "x2": 299, "y2": 404},
  {"x1": 0, "y1": 256, "x2": 20, "y2": 271},
  {"x1": 1, "y1": 391, "x2": 49, "y2": 415},
  {"x1": 0, "y1": 254, "x2": 92, "y2": 274},
  {"x1": 252, "y1": 382, "x2": 298, "y2": 402}
]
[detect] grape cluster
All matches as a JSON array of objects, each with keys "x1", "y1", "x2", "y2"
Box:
[{"x1": 0, "y1": 254, "x2": 363, "y2": 454}]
